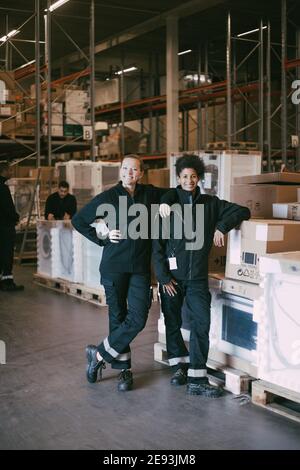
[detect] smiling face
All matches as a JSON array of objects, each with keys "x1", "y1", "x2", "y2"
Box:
[
  {"x1": 120, "y1": 157, "x2": 143, "y2": 189},
  {"x1": 177, "y1": 167, "x2": 200, "y2": 194}
]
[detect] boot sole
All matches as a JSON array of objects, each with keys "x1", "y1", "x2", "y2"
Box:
[
  {"x1": 118, "y1": 383, "x2": 133, "y2": 392},
  {"x1": 86, "y1": 347, "x2": 99, "y2": 383}
]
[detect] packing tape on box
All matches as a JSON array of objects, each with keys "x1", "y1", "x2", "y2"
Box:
[
  {"x1": 256, "y1": 225, "x2": 284, "y2": 242},
  {"x1": 229, "y1": 229, "x2": 241, "y2": 265}
]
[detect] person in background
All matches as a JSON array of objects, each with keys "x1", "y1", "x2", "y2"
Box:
[
  {"x1": 45, "y1": 180, "x2": 77, "y2": 221},
  {"x1": 0, "y1": 163, "x2": 24, "y2": 292},
  {"x1": 153, "y1": 154, "x2": 251, "y2": 398}
]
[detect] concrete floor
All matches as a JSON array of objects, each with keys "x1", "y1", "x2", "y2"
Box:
[{"x1": 0, "y1": 266, "x2": 299, "y2": 450}]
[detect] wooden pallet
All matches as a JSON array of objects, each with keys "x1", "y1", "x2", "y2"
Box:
[
  {"x1": 66, "y1": 282, "x2": 106, "y2": 306},
  {"x1": 33, "y1": 273, "x2": 68, "y2": 294},
  {"x1": 154, "y1": 341, "x2": 254, "y2": 395},
  {"x1": 252, "y1": 380, "x2": 300, "y2": 424}
]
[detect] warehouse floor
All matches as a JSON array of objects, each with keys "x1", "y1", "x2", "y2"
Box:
[{"x1": 0, "y1": 266, "x2": 299, "y2": 450}]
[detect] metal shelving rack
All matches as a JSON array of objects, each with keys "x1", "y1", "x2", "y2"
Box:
[{"x1": 0, "y1": 1, "x2": 300, "y2": 171}]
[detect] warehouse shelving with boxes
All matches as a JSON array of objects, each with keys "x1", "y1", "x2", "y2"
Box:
[{"x1": 1, "y1": 0, "x2": 300, "y2": 447}]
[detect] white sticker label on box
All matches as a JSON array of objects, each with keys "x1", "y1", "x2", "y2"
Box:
[
  {"x1": 256, "y1": 225, "x2": 284, "y2": 242},
  {"x1": 229, "y1": 229, "x2": 241, "y2": 265}
]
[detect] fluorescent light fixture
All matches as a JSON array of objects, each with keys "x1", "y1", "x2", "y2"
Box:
[
  {"x1": 178, "y1": 49, "x2": 192, "y2": 56},
  {"x1": 15, "y1": 60, "x2": 36, "y2": 70},
  {"x1": 115, "y1": 66, "x2": 137, "y2": 75},
  {"x1": 237, "y1": 26, "x2": 267, "y2": 37},
  {"x1": 0, "y1": 29, "x2": 20, "y2": 42},
  {"x1": 45, "y1": 0, "x2": 70, "y2": 12}
]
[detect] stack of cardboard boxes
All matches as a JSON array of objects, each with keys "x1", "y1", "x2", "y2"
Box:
[
  {"x1": 219, "y1": 172, "x2": 300, "y2": 377},
  {"x1": 31, "y1": 84, "x2": 90, "y2": 138},
  {"x1": 0, "y1": 72, "x2": 26, "y2": 138}
]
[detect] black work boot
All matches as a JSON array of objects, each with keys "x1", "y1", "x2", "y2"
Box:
[
  {"x1": 187, "y1": 377, "x2": 223, "y2": 398},
  {"x1": 170, "y1": 367, "x2": 188, "y2": 386},
  {"x1": 118, "y1": 369, "x2": 133, "y2": 392},
  {"x1": 86, "y1": 344, "x2": 106, "y2": 383},
  {"x1": 0, "y1": 279, "x2": 24, "y2": 292}
]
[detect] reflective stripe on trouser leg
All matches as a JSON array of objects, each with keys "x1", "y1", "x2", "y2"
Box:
[
  {"x1": 1, "y1": 275, "x2": 13, "y2": 280},
  {"x1": 188, "y1": 368, "x2": 207, "y2": 378},
  {"x1": 169, "y1": 356, "x2": 190, "y2": 367},
  {"x1": 98, "y1": 337, "x2": 132, "y2": 366}
]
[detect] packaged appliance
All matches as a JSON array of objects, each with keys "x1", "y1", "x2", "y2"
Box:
[
  {"x1": 169, "y1": 150, "x2": 261, "y2": 201},
  {"x1": 256, "y1": 251, "x2": 300, "y2": 393}
]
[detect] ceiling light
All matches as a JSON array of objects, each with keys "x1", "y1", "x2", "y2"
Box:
[
  {"x1": 115, "y1": 66, "x2": 138, "y2": 75},
  {"x1": 178, "y1": 49, "x2": 192, "y2": 56},
  {"x1": 237, "y1": 26, "x2": 267, "y2": 38},
  {"x1": 0, "y1": 29, "x2": 20, "y2": 42},
  {"x1": 45, "y1": 0, "x2": 70, "y2": 13}
]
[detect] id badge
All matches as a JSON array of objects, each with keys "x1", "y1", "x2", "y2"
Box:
[{"x1": 168, "y1": 257, "x2": 178, "y2": 270}]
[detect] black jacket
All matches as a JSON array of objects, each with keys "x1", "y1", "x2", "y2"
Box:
[
  {"x1": 153, "y1": 186, "x2": 251, "y2": 284},
  {"x1": 45, "y1": 192, "x2": 77, "y2": 220},
  {"x1": 72, "y1": 182, "x2": 166, "y2": 275},
  {"x1": 0, "y1": 175, "x2": 19, "y2": 227}
]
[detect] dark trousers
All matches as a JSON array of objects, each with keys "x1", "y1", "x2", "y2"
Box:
[
  {"x1": 0, "y1": 226, "x2": 16, "y2": 277},
  {"x1": 159, "y1": 278, "x2": 211, "y2": 377},
  {"x1": 98, "y1": 272, "x2": 152, "y2": 370}
]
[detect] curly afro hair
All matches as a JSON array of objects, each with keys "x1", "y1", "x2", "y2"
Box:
[{"x1": 175, "y1": 153, "x2": 205, "y2": 178}]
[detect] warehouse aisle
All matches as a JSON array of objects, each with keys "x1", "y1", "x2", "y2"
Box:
[{"x1": 0, "y1": 266, "x2": 299, "y2": 450}]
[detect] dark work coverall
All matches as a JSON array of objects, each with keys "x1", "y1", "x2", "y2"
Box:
[
  {"x1": 153, "y1": 186, "x2": 250, "y2": 381},
  {"x1": 0, "y1": 175, "x2": 19, "y2": 280},
  {"x1": 72, "y1": 182, "x2": 165, "y2": 370},
  {"x1": 45, "y1": 192, "x2": 77, "y2": 220}
]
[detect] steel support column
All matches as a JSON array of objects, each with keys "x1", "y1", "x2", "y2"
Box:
[
  {"x1": 197, "y1": 46, "x2": 202, "y2": 149},
  {"x1": 35, "y1": 0, "x2": 41, "y2": 167},
  {"x1": 46, "y1": 0, "x2": 52, "y2": 166},
  {"x1": 296, "y1": 29, "x2": 300, "y2": 169},
  {"x1": 259, "y1": 19, "x2": 264, "y2": 157},
  {"x1": 266, "y1": 21, "x2": 272, "y2": 171},
  {"x1": 204, "y1": 41, "x2": 209, "y2": 146},
  {"x1": 226, "y1": 11, "x2": 232, "y2": 149},
  {"x1": 120, "y1": 52, "x2": 125, "y2": 156},
  {"x1": 281, "y1": 0, "x2": 287, "y2": 165},
  {"x1": 166, "y1": 16, "x2": 179, "y2": 166},
  {"x1": 90, "y1": 0, "x2": 95, "y2": 161}
]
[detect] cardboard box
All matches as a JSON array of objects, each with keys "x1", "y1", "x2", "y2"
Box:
[
  {"x1": 208, "y1": 240, "x2": 227, "y2": 274},
  {"x1": 234, "y1": 172, "x2": 300, "y2": 185},
  {"x1": 0, "y1": 71, "x2": 15, "y2": 90},
  {"x1": 147, "y1": 168, "x2": 170, "y2": 188},
  {"x1": 231, "y1": 184, "x2": 300, "y2": 218},
  {"x1": 65, "y1": 113, "x2": 89, "y2": 126},
  {"x1": 225, "y1": 219, "x2": 300, "y2": 284},
  {"x1": 272, "y1": 202, "x2": 300, "y2": 220},
  {"x1": 0, "y1": 104, "x2": 17, "y2": 116},
  {"x1": 42, "y1": 125, "x2": 63, "y2": 137},
  {"x1": 0, "y1": 119, "x2": 16, "y2": 135}
]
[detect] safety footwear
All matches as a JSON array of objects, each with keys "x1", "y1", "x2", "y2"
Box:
[
  {"x1": 0, "y1": 279, "x2": 24, "y2": 292},
  {"x1": 170, "y1": 367, "x2": 188, "y2": 386},
  {"x1": 86, "y1": 344, "x2": 106, "y2": 383},
  {"x1": 118, "y1": 369, "x2": 133, "y2": 392},
  {"x1": 187, "y1": 377, "x2": 223, "y2": 398}
]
